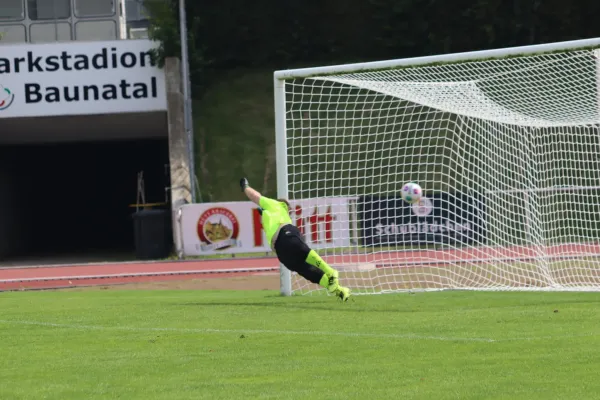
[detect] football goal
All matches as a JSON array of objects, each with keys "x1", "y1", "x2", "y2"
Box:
[{"x1": 273, "y1": 37, "x2": 600, "y2": 296}]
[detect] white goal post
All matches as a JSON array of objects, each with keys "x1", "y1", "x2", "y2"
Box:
[{"x1": 274, "y1": 37, "x2": 600, "y2": 296}]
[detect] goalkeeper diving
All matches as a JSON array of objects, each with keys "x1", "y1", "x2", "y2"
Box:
[{"x1": 240, "y1": 178, "x2": 351, "y2": 302}]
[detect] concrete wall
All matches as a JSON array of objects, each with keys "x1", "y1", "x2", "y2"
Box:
[{"x1": 164, "y1": 57, "x2": 192, "y2": 257}]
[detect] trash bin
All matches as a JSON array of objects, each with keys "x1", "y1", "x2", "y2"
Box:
[{"x1": 132, "y1": 209, "x2": 172, "y2": 260}]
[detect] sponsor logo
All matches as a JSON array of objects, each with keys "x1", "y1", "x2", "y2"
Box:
[
  {"x1": 375, "y1": 197, "x2": 473, "y2": 234},
  {"x1": 252, "y1": 203, "x2": 337, "y2": 247},
  {"x1": 411, "y1": 197, "x2": 433, "y2": 217},
  {"x1": 196, "y1": 207, "x2": 241, "y2": 251},
  {"x1": 0, "y1": 85, "x2": 15, "y2": 110},
  {"x1": 377, "y1": 196, "x2": 472, "y2": 237},
  {"x1": 374, "y1": 221, "x2": 472, "y2": 235},
  {"x1": 361, "y1": 193, "x2": 485, "y2": 246}
]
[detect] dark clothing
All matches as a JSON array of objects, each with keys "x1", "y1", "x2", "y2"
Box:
[{"x1": 273, "y1": 224, "x2": 324, "y2": 284}]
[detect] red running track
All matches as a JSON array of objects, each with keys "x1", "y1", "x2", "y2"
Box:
[
  {"x1": 0, "y1": 257, "x2": 280, "y2": 291},
  {"x1": 1, "y1": 243, "x2": 599, "y2": 291}
]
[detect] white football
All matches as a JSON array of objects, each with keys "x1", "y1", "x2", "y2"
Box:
[{"x1": 401, "y1": 182, "x2": 423, "y2": 204}]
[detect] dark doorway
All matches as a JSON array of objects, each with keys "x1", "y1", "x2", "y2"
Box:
[{"x1": 0, "y1": 138, "x2": 170, "y2": 261}]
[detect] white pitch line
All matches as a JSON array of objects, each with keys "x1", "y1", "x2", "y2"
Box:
[
  {"x1": 0, "y1": 267, "x2": 278, "y2": 283},
  {"x1": 0, "y1": 319, "x2": 494, "y2": 343}
]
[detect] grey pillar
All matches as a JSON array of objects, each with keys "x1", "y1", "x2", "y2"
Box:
[{"x1": 164, "y1": 57, "x2": 192, "y2": 256}]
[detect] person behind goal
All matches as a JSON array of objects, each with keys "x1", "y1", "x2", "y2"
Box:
[{"x1": 240, "y1": 178, "x2": 351, "y2": 302}]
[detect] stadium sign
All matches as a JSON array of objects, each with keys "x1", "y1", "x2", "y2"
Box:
[
  {"x1": 0, "y1": 40, "x2": 166, "y2": 118},
  {"x1": 179, "y1": 198, "x2": 357, "y2": 256},
  {"x1": 359, "y1": 193, "x2": 486, "y2": 246}
]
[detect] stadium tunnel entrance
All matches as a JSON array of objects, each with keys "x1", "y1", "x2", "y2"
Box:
[{"x1": 0, "y1": 111, "x2": 171, "y2": 265}]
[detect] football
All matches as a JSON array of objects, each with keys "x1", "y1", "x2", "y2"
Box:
[{"x1": 401, "y1": 182, "x2": 423, "y2": 204}]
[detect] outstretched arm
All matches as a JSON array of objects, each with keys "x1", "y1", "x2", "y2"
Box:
[
  {"x1": 240, "y1": 177, "x2": 261, "y2": 205},
  {"x1": 240, "y1": 177, "x2": 281, "y2": 212}
]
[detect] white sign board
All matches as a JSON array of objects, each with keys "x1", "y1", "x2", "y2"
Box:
[
  {"x1": 0, "y1": 39, "x2": 167, "y2": 118},
  {"x1": 180, "y1": 197, "x2": 357, "y2": 256}
]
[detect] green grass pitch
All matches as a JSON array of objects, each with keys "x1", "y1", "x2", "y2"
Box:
[{"x1": 1, "y1": 289, "x2": 600, "y2": 399}]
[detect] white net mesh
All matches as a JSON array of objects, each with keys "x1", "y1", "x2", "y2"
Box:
[{"x1": 279, "y1": 47, "x2": 600, "y2": 295}]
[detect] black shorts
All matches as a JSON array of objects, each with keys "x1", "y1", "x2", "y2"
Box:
[{"x1": 274, "y1": 224, "x2": 311, "y2": 272}]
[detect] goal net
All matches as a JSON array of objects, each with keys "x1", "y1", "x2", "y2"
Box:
[{"x1": 273, "y1": 38, "x2": 600, "y2": 295}]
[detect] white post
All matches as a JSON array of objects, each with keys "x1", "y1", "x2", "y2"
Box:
[
  {"x1": 274, "y1": 75, "x2": 292, "y2": 296},
  {"x1": 179, "y1": 0, "x2": 196, "y2": 202},
  {"x1": 274, "y1": 37, "x2": 600, "y2": 79}
]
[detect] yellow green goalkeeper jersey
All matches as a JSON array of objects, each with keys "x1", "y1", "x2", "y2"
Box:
[{"x1": 259, "y1": 196, "x2": 292, "y2": 247}]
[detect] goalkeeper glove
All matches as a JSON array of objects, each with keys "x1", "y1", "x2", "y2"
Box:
[{"x1": 240, "y1": 177, "x2": 249, "y2": 192}]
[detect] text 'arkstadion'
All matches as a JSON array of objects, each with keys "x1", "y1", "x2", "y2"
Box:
[{"x1": 0, "y1": 48, "x2": 156, "y2": 74}]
